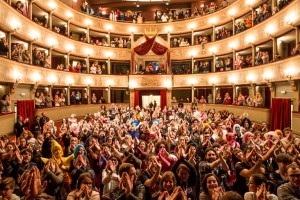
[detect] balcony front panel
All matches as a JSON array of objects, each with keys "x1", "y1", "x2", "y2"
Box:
[
  {"x1": 33, "y1": 0, "x2": 264, "y2": 34},
  {"x1": 0, "y1": 57, "x2": 129, "y2": 87},
  {"x1": 170, "y1": 1, "x2": 299, "y2": 59},
  {"x1": 129, "y1": 75, "x2": 172, "y2": 89},
  {"x1": 0, "y1": 1, "x2": 130, "y2": 60},
  {"x1": 173, "y1": 55, "x2": 300, "y2": 87}
]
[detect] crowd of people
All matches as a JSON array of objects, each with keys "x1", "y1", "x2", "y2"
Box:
[{"x1": 0, "y1": 102, "x2": 299, "y2": 199}]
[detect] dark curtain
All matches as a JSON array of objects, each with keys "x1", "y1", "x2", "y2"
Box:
[
  {"x1": 264, "y1": 87, "x2": 271, "y2": 108},
  {"x1": 51, "y1": 56, "x2": 65, "y2": 69},
  {"x1": 134, "y1": 90, "x2": 140, "y2": 108},
  {"x1": 134, "y1": 35, "x2": 156, "y2": 55},
  {"x1": 167, "y1": 51, "x2": 171, "y2": 73},
  {"x1": 17, "y1": 100, "x2": 35, "y2": 130},
  {"x1": 270, "y1": 98, "x2": 291, "y2": 131},
  {"x1": 160, "y1": 90, "x2": 167, "y2": 109},
  {"x1": 241, "y1": 88, "x2": 249, "y2": 97}
]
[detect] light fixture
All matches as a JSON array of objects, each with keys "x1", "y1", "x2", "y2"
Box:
[
  {"x1": 85, "y1": 19, "x2": 92, "y2": 27},
  {"x1": 228, "y1": 41, "x2": 237, "y2": 50},
  {"x1": 246, "y1": 73, "x2": 257, "y2": 84},
  {"x1": 209, "y1": 18, "x2": 217, "y2": 26},
  {"x1": 105, "y1": 24, "x2": 113, "y2": 31},
  {"x1": 13, "y1": 71, "x2": 23, "y2": 83},
  {"x1": 105, "y1": 51, "x2": 113, "y2": 58},
  {"x1": 48, "y1": 75, "x2": 58, "y2": 85},
  {"x1": 129, "y1": 80, "x2": 137, "y2": 90},
  {"x1": 85, "y1": 78, "x2": 94, "y2": 86},
  {"x1": 65, "y1": 44, "x2": 74, "y2": 53},
  {"x1": 164, "y1": 26, "x2": 173, "y2": 33},
  {"x1": 128, "y1": 27, "x2": 137, "y2": 33},
  {"x1": 48, "y1": 1, "x2": 57, "y2": 11},
  {"x1": 209, "y1": 46, "x2": 217, "y2": 55},
  {"x1": 228, "y1": 8, "x2": 236, "y2": 18},
  {"x1": 66, "y1": 77, "x2": 74, "y2": 86},
  {"x1": 106, "y1": 79, "x2": 115, "y2": 87},
  {"x1": 284, "y1": 67, "x2": 296, "y2": 80},
  {"x1": 84, "y1": 48, "x2": 93, "y2": 57},
  {"x1": 245, "y1": 35, "x2": 255, "y2": 46},
  {"x1": 285, "y1": 12, "x2": 297, "y2": 26},
  {"x1": 209, "y1": 77, "x2": 218, "y2": 85},
  {"x1": 228, "y1": 74, "x2": 238, "y2": 85},
  {"x1": 263, "y1": 71, "x2": 273, "y2": 82},
  {"x1": 66, "y1": 11, "x2": 73, "y2": 19},
  {"x1": 188, "y1": 50, "x2": 197, "y2": 57},
  {"x1": 30, "y1": 31, "x2": 40, "y2": 42},
  {"x1": 48, "y1": 38, "x2": 57, "y2": 48},
  {"x1": 188, "y1": 23, "x2": 196, "y2": 30},
  {"x1": 188, "y1": 78, "x2": 196, "y2": 86},
  {"x1": 163, "y1": 80, "x2": 172, "y2": 89},
  {"x1": 10, "y1": 19, "x2": 21, "y2": 32},
  {"x1": 32, "y1": 73, "x2": 41, "y2": 84}
]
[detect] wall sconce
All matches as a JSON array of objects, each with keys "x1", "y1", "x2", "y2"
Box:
[
  {"x1": 164, "y1": 26, "x2": 173, "y2": 33},
  {"x1": 245, "y1": 35, "x2": 255, "y2": 46},
  {"x1": 209, "y1": 18, "x2": 217, "y2": 26},
  {"x1": 48, "y1": 38, "x2": 57, "y2": 49},
  {"x1": 188, "y1": 23, "x2": 196, "y2": 30},
  {"x1": 10, "y1": 19, "x2": 21, "y2": 32},
  {"x1": 129, "y1": 80, "x2": 137, "y2": 90},
  {"x1": 209, "y1": 46, "x2": 217, "y2": 55},
  {"x1": 13, "y1": 71, "x2": 23, "y2": 84},
  {"x1": 163, "y1": 80, "x2": 172, "y2": 90},
  {"x1": 105, "y1": 24, "x2": 113, "y2": 32},
  {"x1": 188, "y1": 78, "x2": 196, "y2": 86},
  {"x1": 209, "y1": 77, "x2": 218, "y2": 86},
  {"x1": 66, "y1": 77, "x2": 74, "y2": 86},
  {"x1": 48, "y1": 75, "x2": 57, "y2": 86},
  {"x1": 128, "y1": 27, "x2": 137, "y2": 34},
  {"x1": 106, "y1": 79, "x2": 115, "y2": 88},
  {"x1": 188, "y1": 50, "x2": 197, "y2": 58},
  {"x1": 105, "y1": 51, "x2": 113, "y2": 59},
  {"x1": 66, "y1": 11, "x2": 73, "y2": 20},
  {"x1": 228, "y1": 9, "x2": 236, "y2": 19},
  {"x1": 66, "y1": 44, "x2": 74, "y2": 53},
  {"x1": 85, "y1": 19, "x2": 92, "y2": 27},
  {"x1": 228, "y1": 41, "x2": 237, "y2": 51},
  {"x1": 246, "y1": 73, "x2": 257, "y2": 85},
  {"x1": 48, "y1": 1, "x2": 57, "y2": 12},
  {"x1": 228, "y1": 74, "x2": 238, "y2": 86},
  {"x1": 84, "y1": 48, "x2": 93, "y2": 57},
  {"x1": 85, "y1": 78, "x2": 93, "y2": 86},
  {"x1": 285, "y1": 12, "x2": 297, "y2": 26}
]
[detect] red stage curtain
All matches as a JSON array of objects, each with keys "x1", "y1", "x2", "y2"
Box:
[
  {"x1": 134, "y1": 90, "x2": 140, "y2": 108},
  {"x1": 134, "y1": 36, "x2": 156, "y2": 55},
  {"x1": 270, "y1": 98, "x2": 291, "y2": 131},
  {"x1": 17, "y1": 100, "x2": 35, "y2": 129},
  {"x1": 160, "y1": 90, "x2": 167, "y2": 109}
]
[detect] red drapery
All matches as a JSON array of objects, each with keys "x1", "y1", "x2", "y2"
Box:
[
  {"x1": 134, "y1": 35, "x2": 168, "y2": 56},
  {"x1": 134, "y1": 90, "x2": 140, "y2": 108},
  {"x1": 134, "y1": 36, "x2": 156, "y2": 55},
  {"x1": 160, "y1": 90, "x2": 167, "y2": 109},
  {"x1": 17, "y1": 100, "x2": 35, "y2": 130},
  {"x1": 270, "y1": 98, "x2": 291, "y2": 131}
]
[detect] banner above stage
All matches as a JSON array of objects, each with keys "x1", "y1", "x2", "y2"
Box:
[{"x1": 133, "y1": 35, "x2": 168, "y2": 56}]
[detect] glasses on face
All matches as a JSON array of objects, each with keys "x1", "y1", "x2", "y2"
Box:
[
  {"x1": 288, "y1": 174, "x2": 300, "y2": 179},
  {"x1": 82, "y1": 182, "x2": 93, "y2": 186}
]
